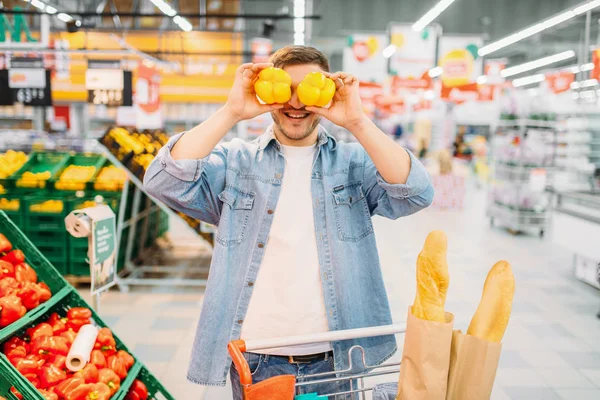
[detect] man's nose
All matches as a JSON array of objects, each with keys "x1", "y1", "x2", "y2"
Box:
[{"x1": 288, "y1": 90, "x2": 304, "y2": 109}]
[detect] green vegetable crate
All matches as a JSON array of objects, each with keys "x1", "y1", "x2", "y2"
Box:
[
  {"x1": 3, "y1": 152, "x2": 69, "y2": 193},
  {"x1": 50, "y1": 153, "x2": 107, "y2": 192},
  {"x1": 0, "y1": 211, "x2": 174, "y2": 400}
]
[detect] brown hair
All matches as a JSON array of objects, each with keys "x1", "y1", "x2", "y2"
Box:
[{"x1": 270, "y1": 45, "x2": 330, "y2": 72}]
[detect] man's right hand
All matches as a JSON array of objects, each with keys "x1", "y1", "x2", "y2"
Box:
[{"x1": 224, "y1": 63, "x2": 284, "y2": 122}]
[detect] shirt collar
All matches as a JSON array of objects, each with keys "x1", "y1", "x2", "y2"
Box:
[{"x1": 258, "y1": 124, "x2": 337, "y2": 151}]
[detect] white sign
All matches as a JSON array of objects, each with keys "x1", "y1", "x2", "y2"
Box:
[
  {"x1": 9, "y1": 68, "x2": 46, "y2": 88},
  {"x1": 85, "y1": 69, "x2": 124, "y2": 90},
  {"x1": 388, "y1": 24, "x2": 438, "y2": 79},
  {"x1": 343, "y1": 34, "x2": 388, "y2": 84}
]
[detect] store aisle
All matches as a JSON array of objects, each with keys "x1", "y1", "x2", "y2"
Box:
[{"x1": 82, "y1": 184, "x2": 600, "y2": 400}]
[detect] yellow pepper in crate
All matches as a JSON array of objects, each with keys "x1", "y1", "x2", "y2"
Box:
[
  {"x1": 254, "y1": 67, "x2": 292, "y2": 104},
  {"x1": 0, "y1": 150, "x2": 28, "y2": 178},
  {"x1": 17, "y1": 171, "x2": 52, "y2": 188},
  {"x1": 30, "y1": 200, "x2": 64, "y2": 213},
  {"x1": 297, "y1": 72, "x2": 336, "y2": 107},
  {"x1": 0, "y1": 198, "x2": 19, "y2": 211},
  {"x1": 94, "y1": 166, "x2": 127, "y2": 191},
  {"x1": 55, "y1": 165, "x2": 97, "y2": 191},
  {"x1": 133, "y1": 154, "x2": 156, "y2": 170}
]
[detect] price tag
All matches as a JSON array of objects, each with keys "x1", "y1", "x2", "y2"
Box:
[
  {"x1": 8, "y1": 57, "x2": 52, "y2": 106},
  {"x1": 89, "y1": 89, "x2": 124, "y2": 107},
  {"x1": 86, "y1": 60, "x2": 132, "y2": 107}
]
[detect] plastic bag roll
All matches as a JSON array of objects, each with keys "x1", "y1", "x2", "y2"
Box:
[{"x1": 66, "y1": 324, "x2": 99, "y2": 372}]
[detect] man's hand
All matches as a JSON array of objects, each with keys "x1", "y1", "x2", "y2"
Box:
[
  {"x1": 224, "y1": 63, "x2": 284, "y2": 122},
  {"x1": 305, "y1": 72, "x2": 366, "y2": 130}
]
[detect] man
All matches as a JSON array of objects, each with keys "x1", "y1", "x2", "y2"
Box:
[{"x1": 144, "y1": 46, "x2": 434, "y2": 399}]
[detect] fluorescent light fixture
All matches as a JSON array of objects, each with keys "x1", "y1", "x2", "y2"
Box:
[
  {"x1": 294, "y1": 18, "x2": 305, "y2": 33},
  {"x1": 428, "y1": 66, "x2": 444, "y2": 78},
  {"x1": 580, "y1": 89, "x2": 596, "y2": 98},
  {"x1": 57, "y1": 13, "x2": 72, "y2": 22},
  {"x1": 382, "y1": 44, "x2": 397, "y2": 58},
  {"x1": 31, "y1": 0, "x2": 45, "y2": 11},
  {"x1": 45, "y1": 5, "x2": 57, "y2": 14},
  {"x1": 294, "y1": 32, "x2": 305, "y2": 45},
  {"x1": 412, "y1": 0, "x2": 457, "y2": 32},
  {"x1": 581, "y1": 63, "x2": 595, "y2": 71},
  {"x1": 294, "y1": 0, "x2": 306, "y2": 17},
  {"x1": 501, "y1": 50, "x2": 575, "y2": 78},
  {"x1": 150, "y1": 0, "x2": 177, "y2": 17},
  {"x1": 173, "y1": 16, "x2": 192, "y2": 31},
  {"x1": 572, "y1": 78, "x2": 598, "y2": 89},
  {"x1": 512, "y1": 74, "x2": 545, "y2": 87},
  {"x1": 476, "y1": 75, "x2": 488, "y2": 84},
  {"x1": 479, "y1": 0, "x2": 600, "y2": 56}
]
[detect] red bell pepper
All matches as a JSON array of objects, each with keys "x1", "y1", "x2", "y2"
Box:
[
  {"x1": 31, "y1": 335, "x2": 69, "y2": 357},
  {"x1": 97, "y1": 368, "x2": 120, "y2": 395},
  {"x1": 11, "y1": 356, "x2": 43, "y2": 374},
  {"x1": 38, "y1": 282, "x2": 52, "y2": 302},
  {"x1": 87, "y1": 383, "x2": 112, "y2": 400},
  {"x1": 0, "y1": 233, "x2": 12, "y2": 253},
  {"x1": 60, "y1": 330, "x2": 77, "y2": 346},
  {"x1": 24, "y1": 372, "x2": 40, "y2": 388},
  {"x1": 10, "y1": 387, "x2": 23, "y2": 400},
  {"x1": 14, "y1": 263, "x2": 37, "y2": 283},
  {"x1": 49, "y1": 354, "x2": 67, "y2": 371},
  {"x1": 27, "y1": 322, "x2": 54, "y2": 341},
  {"x1": 3, "y1": 336, "x2": 29, "y2": 354},
  {"x1": 0, "y1": 294, "x2": 27, "y2": 327},
  {"x1": 39, "y1": 364, "x2": 68, "y2": 389},
  {"x1": 90, "y1": 350, "x2": 107, "y2": 369},
  {"x1": 124, "y1": 392, "x2": 140, "y2": 400},
  {"x1": 48, "y1": 312, "x2": 67, "y2": 335},
  {"x1": 0, "y1": 260, "x2": 15, "y2": 279},
  {"x1": 1, "y1": 249, "x2": 25, "y2": 265},
  {"x1": 130, "y1": 379, "x2": 149, "y2": 400},
  {"x1": 74, "y1": 363, "x2": 99, "y2": 383},
  {"x1": 94, "y1": 328, "x2": 116, "y2": 356},
  {"x1": 55, "y1": 377, "x2": 85, "y2": 399},
  {"x1": 17, "y1": 282, "x2": 43, "y2": 310},
  {"x1": 107, "y1": 355, "x2": 127, "y2": 380},
  {"x1": 67, "y1": 307, "x2": 92, "y2": 320},
  {"x1": 116, "y1": 350, "x2": 134, "y2": 371},
  {"x1": 39, "y1": 389, "x2": 59, "y2": 400},
  {"x1": 5, "y1": 345, "x2": 26, "y2": 360},
  {"x1": 0, "y1": 276, "x2": 19, "y2": 297},
  {"x1": 67, "y1": 318, "x2": 91, "y2": 333}
]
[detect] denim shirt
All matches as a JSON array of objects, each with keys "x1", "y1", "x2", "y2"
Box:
[{"x1": 143, "y1": 125, "x2": 434, "y2": 386}]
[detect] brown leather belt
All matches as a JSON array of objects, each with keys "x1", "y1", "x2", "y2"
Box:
[{"x1": 285, "y1": 351, "x2": 333, "y2": 364}]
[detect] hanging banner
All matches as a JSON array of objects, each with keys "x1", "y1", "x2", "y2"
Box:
[
  {"x1": 484, "y1": 59, "x2": 506, "y2": 84},
  {"x1": 135, "y1": 61, "x2": 162, "y2": 129},
  {"x1": 86, "y1": 60, "x2": 132, "y2": 107},
  {"x1": 546, "y1": 71, "x2": 575, "y2": 94},
  {"x1": 388, "y1": 24, "x2": 437, "y2": 90},
  {"x1": 438, "y1": 35, "x2": 484, "y2": 102},
  {"x1": 343, "y1": 34, "x2": 388, "y2": 83},
  {"x1": 8, "y1": 57, "x2": 52, "y2": 106},
  {"x1": 358, "y1": 81, "x2": 384, "y2": 118},
  {"x1": 251, "y1": 38, "x2": 273, "y2": 63},
  {"x1": 477, "y1": 84, "x2": 496, "y2": 101}
]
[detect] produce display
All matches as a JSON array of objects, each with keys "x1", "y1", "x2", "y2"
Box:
[
  {"x1": 0, "y1": 151, "x2": 28, "y2": 179},
  {"x1": 16, "y1": 171, "x2": 52, "y2": 189},
  {"x1": 2, "y1": 307, "x2": 135, "y2": 400},
  {"x1": 297, "y1": 71, "x2": 336, "y2": 107},
  {"x1": 0, "y1": 233, "x2": 53, "y2": 328},
  {"x1": 55, "y1": 166, "x2": 97, "y2": 191},
  {"x1": 124, "y1": 380, "x2": 148, "y2": 400},
  {"x1": 94, "y1": 167, "x2": 126, "y2": 192},
  {"x1": 29, "y1": 200, "x2": 65, "y2": 214},
  {"x1": 0, "y1": 199, "x2": 19, "y2": 211},
  {"x1": 254, "y1": 67, "x2": 292, "y2": 105}
]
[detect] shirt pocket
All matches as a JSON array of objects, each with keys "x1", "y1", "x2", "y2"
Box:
[
  {"x1": 215, "y1": 186, "x2": 255, "y2": 247},
  {"x1": 332, "y1": 182, "x2": 374, "y2": 242}
]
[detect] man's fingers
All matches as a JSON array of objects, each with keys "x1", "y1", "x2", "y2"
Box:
[
  {"x1": 237, "y1": 63, "x2": 254, "y2": 74},
  {"x1": 251, "y1": 63, "x2": 274, "y2": 71}
]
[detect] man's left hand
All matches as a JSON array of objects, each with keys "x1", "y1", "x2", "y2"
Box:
[{"x1": 305, "y1": 72, "x2": 366, "y2": 130}]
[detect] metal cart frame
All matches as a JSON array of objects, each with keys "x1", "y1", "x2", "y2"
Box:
[{"x1": 229, "y1": 324, "x2": 406, "y2": 399}]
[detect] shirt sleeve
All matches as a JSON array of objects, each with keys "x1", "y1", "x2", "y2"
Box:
[
  {"x1": 143, "y1": 132, "x2": 228, "y2": 225},
  {"x1": 363, "y1": 148, "x2": 434, "y2": 219}
]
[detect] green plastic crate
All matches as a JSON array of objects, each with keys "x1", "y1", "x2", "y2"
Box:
[
  {"x1": 114, "y1": 364, "x2": 176, "y2": 400},
  {"x1": 23, "y1": 194, "x2": 69, "y2": 233},
  {"x1": 51, "y1": 153, "x2": 106, "y2": 192},
  {"x1": 0, "y1": 288, "x2": 150, "y2": 400},
  {"x1": 0, "y1": 211, "x2": 69, "y2": 341},
  {"x1": 8, "y1": 152, "x2": 69, "y2": 192},
  {"x1": 92, "y1": 160, "x2": 127, "y2": 193},
  {"x1": 0, "y1": 193, "x2": 27, "y2": 231}
]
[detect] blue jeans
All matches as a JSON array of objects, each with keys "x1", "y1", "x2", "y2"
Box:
[{"x1": 230, "y1": 352, "x2": 355, "y2": 399}]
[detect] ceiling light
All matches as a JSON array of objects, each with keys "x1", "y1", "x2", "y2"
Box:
[
  {"x1": 512, "y1": 74, "x2": 545, "y2": 87},
  {"x1": 150, "y1": 0, "x2": 177, "y2": 17},
  {"x1": 294, "y1": 18, "x2": 305, "y2": 33},
  {"x1": 294, "y1": 32, "x2": 305, "y2": 45},
  {"x1": 383, "y1": 44, "x2": 397, "y2": 58},
  {"x1": 45, "y1": 5, "x2": 57, "y2": 14},
  {"x1": 479, "y1": 0, "x2": 600, "y2": 56},
  {"x1": 581, "y1": 63, "x2": 595, "y2": 71},
  {"x1": 173, "y1": 16, "x2": 192, "y2": 31},
  {"x1": 412, "y1": 0, "x2": 457, "y2": 32},
  {"x1": 294, "y1": 0, "x2": 306, "y2": 18},
  {"x1": 428, "y1": 66, "x2": 443, "y2": 77},
  {"x1": 573, "y1": 78, "x2": 598, "y2": 88},
  {"x1": 30, "y1": 0, "x2": 45, "y2": 11},
  {"x1": 476, "y1": 75, "x2": 488, "y2": 84},
  {"x1": 501, "y1": 50, "x2": 575, "y2": 78},
  {"x1": 57, "y1": 13, "x2": 73, "y2": 22}
]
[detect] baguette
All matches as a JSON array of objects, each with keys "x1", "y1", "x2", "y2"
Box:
[
  {"x1": 467, "y1": 261, "x2": 515, "y2": 342},
  {"x1": 412, "y1": 231, "x2": 449, "y2": 323}
]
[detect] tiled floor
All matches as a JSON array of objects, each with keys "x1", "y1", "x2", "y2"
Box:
[{"x1": 80, "y1": 184, "x2": 600, "y2": 399}]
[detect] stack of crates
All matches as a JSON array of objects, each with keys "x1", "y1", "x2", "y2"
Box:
[{"x1": 0, "y1": 211, "x2": 175, "y2": 400}]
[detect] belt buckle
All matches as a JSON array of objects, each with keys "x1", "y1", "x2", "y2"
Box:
[{"x1": 288, "y1": 355, "x2": 312, "y2": 364}]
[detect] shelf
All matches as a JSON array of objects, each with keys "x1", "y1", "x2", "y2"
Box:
[
  {"x1": 0, "y1": 115, "x2": 34, "y2": 121},
  {"x1": 494, "y1": 161, "x2": 553, "y2": 170},
  {"x1": 496, "y1": 119, "x2": 557, "y2": 128}
]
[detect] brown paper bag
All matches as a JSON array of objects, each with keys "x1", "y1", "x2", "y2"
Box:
[
  {"x1": 396, "y1": 307, "x2": 454, "y2": 400},
  {"x1": 446, "y1": 330, "x2": 502, "y2": 400}
]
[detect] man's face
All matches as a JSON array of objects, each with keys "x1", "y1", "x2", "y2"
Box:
[{"x1": 271, "y1": 64, "x2": 324, "y2": 144}]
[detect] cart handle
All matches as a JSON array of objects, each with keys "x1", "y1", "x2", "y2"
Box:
[{"x1": 228, "y1": 340, "x2": 252, "y2": 386}]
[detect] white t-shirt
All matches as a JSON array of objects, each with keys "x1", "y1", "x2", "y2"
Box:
[{"x1": 240, "y1": 143, "x2": 332, "y2": 355}]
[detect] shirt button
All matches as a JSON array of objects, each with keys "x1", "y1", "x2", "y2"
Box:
[
  {"x1": 267, "y1": 209, "x2": 274, "y2": 215},
  {"x1": 237, "y1": 319, "x2": 243, "y2": 324},
  {"x1": 258, "y1": 243, "x2": 264, "y2": 248},
  {"x1": 275, "y1": 173, "x2": 282, "y2": 179},
  {"x1": 248, "y1": 281, "x2": 254, "y2": 287}
]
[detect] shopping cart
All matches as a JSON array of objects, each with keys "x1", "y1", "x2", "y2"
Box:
[{"x1": 228, "y1": 324, "x2": 406, "y2": 399}]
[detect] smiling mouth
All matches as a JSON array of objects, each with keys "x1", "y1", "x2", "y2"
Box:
[{"x1": 283, "y1": 111, "x2": 310, "y2": 120}]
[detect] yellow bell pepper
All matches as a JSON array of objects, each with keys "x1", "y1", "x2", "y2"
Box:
[
  {"x1": 254, "y1": 67, "x2": 292, "y2": 104},
  {"x1": 297, "y1": 72, "x2": 336, "y2": 107}
]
